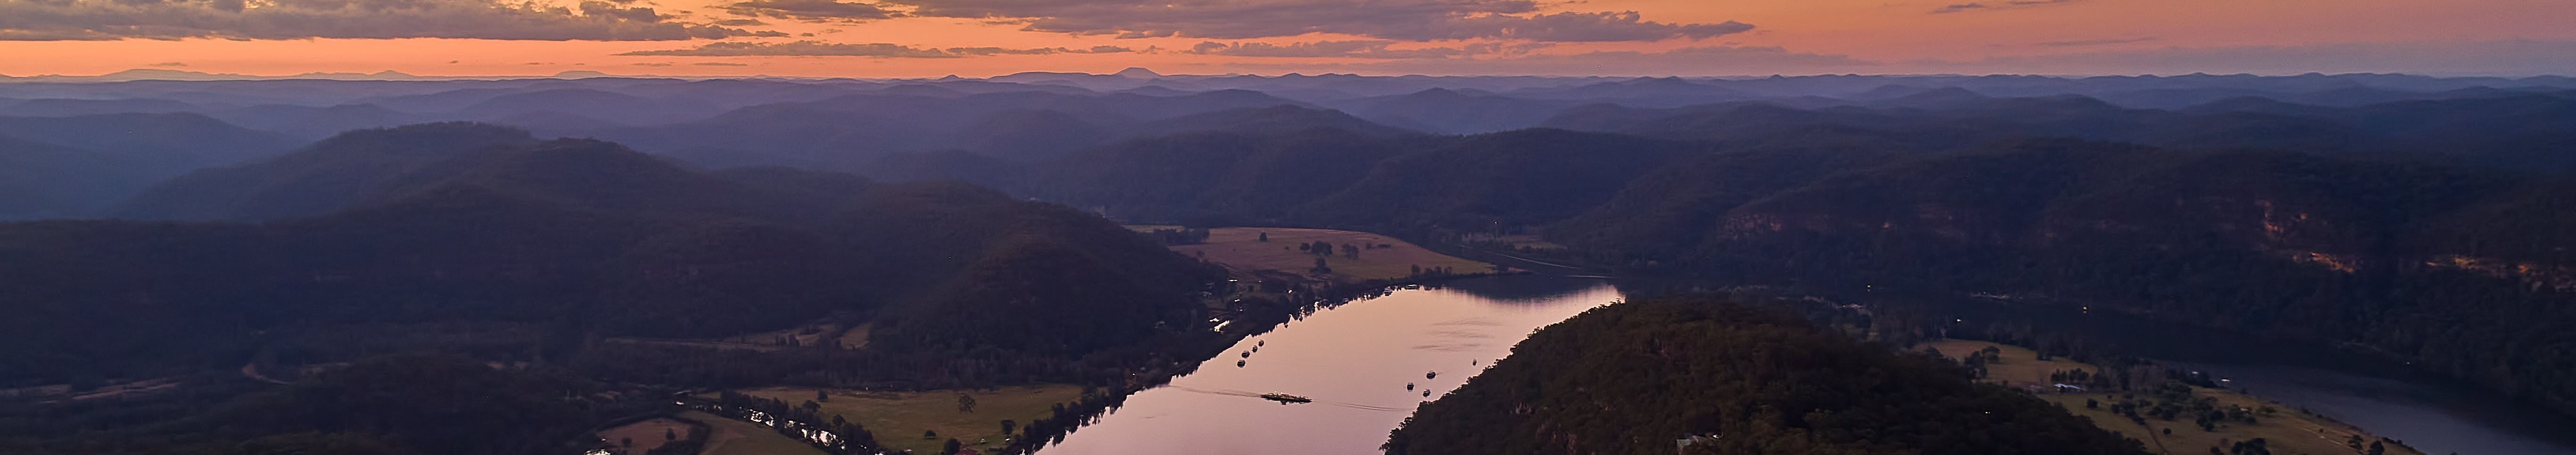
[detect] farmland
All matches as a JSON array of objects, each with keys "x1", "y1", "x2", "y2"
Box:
[
  {"x1": 1155, "y1": 227, "x2": 1494, "y2": 285},
  {"x1": 677, "y1": 411, "x2": 828, "y2": 455},
  {"x1": 730, "y1": 384, "x2": 1087, "y2": 455},
  {"x1": 1925, "y1": 340, "x2": 2424, "y2": 455}
]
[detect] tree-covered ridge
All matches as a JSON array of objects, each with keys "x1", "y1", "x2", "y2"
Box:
[
  {"x1": 1006, "y1": 105, "x2": 2576, "y2": 417},
  {"x1": 0, "y1": 123, "x2": 1224, "y2": 387},
  {"x1": 1385, "y1": 296, "x2": 2147, "y2": 455}
]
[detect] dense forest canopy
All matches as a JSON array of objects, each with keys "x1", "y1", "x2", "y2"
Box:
[
  {"x1": 0, "y1": 123, "x2": 1225, "y2": 454},
  {"x1": 1385, "y1": 296, "x2": 2149, "y2": 455}
]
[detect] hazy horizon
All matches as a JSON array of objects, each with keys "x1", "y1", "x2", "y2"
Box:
[{"x1": 6, "y1": 0, "x2": 2575, "y2": 78}]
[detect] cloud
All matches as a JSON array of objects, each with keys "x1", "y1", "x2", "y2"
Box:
[
  {"x1": 633, "y1": 62, "x2": 674, "y2": 66},
  {"x1": 0, "y1": 0, "x2": 768, "y2": 41},
  {"x1": 147, "y1": 61, "x2": 186, "y2": 67},
  {"x1": 721, "y1": 0, "x2": 891, "y2": 21},
  {"x1": 2036, "y1": 36, "x2": 2157, "y2": 47},
  {"x1": 1225, "y1": 45, "x2": 1880, "y2": 76},
  {"x1": 874, "y1": 0, "x2": 1751, "y2": 42},
  {"x1": 1932, "y1": 0, "x2": 2080, "y2": 14},
  {"x1": 1185, "y1": 40, "x2": 1550, "y2": 59},
  {"x1": 694, "y1": 62, "x2": 751, "y2": 66},
  {"x1": 617, "y1": 40, "x2": 1136, "y2": 57},
  {"x1": 1907, "y1": 39, "x2": 2576, "y2": 76}
]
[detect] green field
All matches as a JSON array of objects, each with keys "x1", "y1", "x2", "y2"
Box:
[
  {"x1": 598, "y1": 417, "x2": 698, "y2": 455},
  {"x1": 677, "y1": 411, "x2": 827, "y2": 455},
  {"x1": 734, "y1": 385, "x2": 1085, "y2": 455},
  {"x1": 1924, "y1": 340, "x2": 2423, "y2": 455},
  {"x1": 1163, "y1": 227, "x2": 1494, "y2": 285}
]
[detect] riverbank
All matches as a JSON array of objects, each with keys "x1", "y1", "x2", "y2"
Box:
[{"x1": 1924, "y1": 340, "x2": 2426, "y2": 455}]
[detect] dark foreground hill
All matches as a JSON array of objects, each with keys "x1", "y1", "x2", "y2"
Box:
[{"x1": 1385, "y1": 296, "x2": 2147, "y2": 455}]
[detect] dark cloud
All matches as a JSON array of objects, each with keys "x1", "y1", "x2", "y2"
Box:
[
  {"x1": 1238, "y1": 45, "x2": 1880, "y2": 76},
  {"x1": 1907, "y1": 40, "x2": 2576, "y2": 76},
  {"x1": 1185, "y1": 40, "x2": 1550, "y2": 59},
  {"x1": 147, "y1": 61, "x2": 186, "y2": 67},
  {"x1": 694, "y1": 62, "x2": 751, "y2": 66},
  {"x1": 0, "y1": 0, "x2": 765, "y2": 40},
  {"x1": 633, "y1": 62, "x2": 674, "y2": 66},
  {"x1": 721, "y1": 0, "x2": 891, "y2": 21},
  {"x1": 872, "y1": 0, "x2": 1751, "y2": 42},
  {"x1": 617, "y1": 40, "x2": 1136, "y2": 57},
  {"x1": 2036, "y1": 36, "x2": 2157, "y2": 47},
  {"x1": 1932, "y1": 0, "x2": 2079, "y2": 14},
  {"x1": 713, "y1": 18, "x2": 768, "y2": 26}
]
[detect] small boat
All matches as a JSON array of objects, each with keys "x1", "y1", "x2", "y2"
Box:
[
  {"x1": 1470, "y1": 359, "x2": 1477, "y2": 365},
  {"x1": 1425, "y1": 371, "x2": 1437, "y2": 379},
  {"x1": 1241, "y1": 352, "x2": 1251, "y2": 358},
  {"x1": 1257, "y1": 341, "x2": 1265, "y2": 347},
  {"x1": 1237, "y1": 360, "x2": 1246, "y2": 367},
  {"x1": 1405, "y1": 383, "x2": 1414, "y2": 390},
  {"x1": 1259, "y1": 393, "x2": 1313, "y2": 404},
  {"x1": 1421, "y1": 390, "x2": 1430, "y2": 397}
]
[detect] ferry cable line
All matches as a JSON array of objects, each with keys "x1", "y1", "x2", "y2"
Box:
[{"x1": 1164, "y1": 385, "x2": 1411, "y2": 412}]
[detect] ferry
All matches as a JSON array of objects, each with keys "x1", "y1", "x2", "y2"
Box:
[{"x1": 1259, "y1": 392, "x2": 1313, "y2": 404}]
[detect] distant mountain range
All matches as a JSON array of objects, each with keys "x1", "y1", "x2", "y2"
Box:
[{"x1": 5, "y1": 71, "x2": 2576, "y2": 436}]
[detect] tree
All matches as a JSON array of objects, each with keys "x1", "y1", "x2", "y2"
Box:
[
  {"x1": 621, "y1": 438, "x2": 632, "y2": 447},
  {"x1": 818, "y1": 390, "x2": 830, "y2": 402},
  {"x1": 941, "y1": 438, "x2": 963, "y2": 455},
  {"x1": 2368, "y1": 441, "x2": 2385, "y2": 455},
  {"x1": 1258, "y1": 232, "x2": 1268, "y2": 242},
  {"x1": 665, "y1": 428, "x2": 677, "y2": 441},
  {"x1": 957, "y1": 393, "x2": 978, "y2": 413},
  {"x1": 1001, "y1": 419, "x2": 1017, "y2": 435},
  {"x1": 924, "y1": 430, "x2": 937, "y2": 439}
]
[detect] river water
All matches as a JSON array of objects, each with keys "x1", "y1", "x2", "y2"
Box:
[
  {"x1": 1040, "y1": 276, "x2": 1622, "y2": 455},
  {"x1": 1042, "y1": 276, "x2": 2576, "y2": 455}
]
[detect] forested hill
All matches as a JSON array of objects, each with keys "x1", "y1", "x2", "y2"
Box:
[
  {"x1": 0, "y1": 122, "x2": 1221, "y2": 392},
  {"x1": 959, "y1": 96, "x2": 2576, "y2": 418},
  {"x1": 1385, "y1": 296, "x2": 2147, "y2": 455}
]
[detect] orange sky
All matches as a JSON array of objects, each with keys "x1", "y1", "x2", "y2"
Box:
[{"x1": 4, "y1": 0, "x2": 2573, "y2": 77}]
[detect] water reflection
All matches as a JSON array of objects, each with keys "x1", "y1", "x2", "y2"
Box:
[
  {"x1": 1039, "y1": 276, "x2": 1622, "y2": 455},
  {"x1": 1437, "y1": 274, "x2": 1613, "y2": 303}
]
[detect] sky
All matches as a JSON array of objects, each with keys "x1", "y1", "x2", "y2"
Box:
[{"x1": 2, "y1": 0, "x2": 2574, "y2": 78}]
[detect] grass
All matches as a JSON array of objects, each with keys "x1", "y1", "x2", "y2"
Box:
[
  {"x1": 836, "y1": 324, "x2": 871, "y2": 349},
  {"x1": 677, "y1": 410, "x2": 828, "y2": 455},
  {"x1": 1164, "y1": 227, "x2": 1494, "y2": 285},
  {"x1": 1924, "y1": 340, "x2": 2424, "y2": 455},
  {"x1": 732, "y1": 384, "x2": 1086, "y2": 455},
  {"x1": 597, "y1": 418, "x2": 698, "y2": 455}
]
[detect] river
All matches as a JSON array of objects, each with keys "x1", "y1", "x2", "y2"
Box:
[
  {"x1": 1039, "y1": 276, "x2": 1621, "y2": 455},
  {"x1": 1042, "y1": 275, "x2": 2576, "y2": 455}
]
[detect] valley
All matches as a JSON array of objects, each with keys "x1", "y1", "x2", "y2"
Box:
[{"x1": 2, "y1": 71, "x2": 2574, "y2": 455}]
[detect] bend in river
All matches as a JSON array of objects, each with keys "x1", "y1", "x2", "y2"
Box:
[{"x1": 1040, "y1": 276, "x2": 1620, "y2": 455}]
